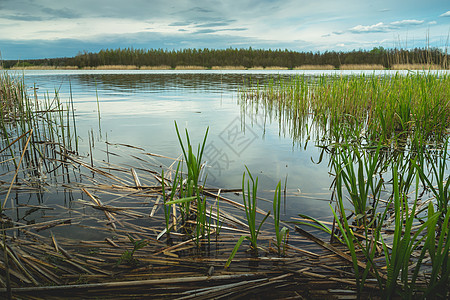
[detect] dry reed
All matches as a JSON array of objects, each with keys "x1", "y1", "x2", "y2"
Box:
[
  {"x1": 211, "y1": 66, "x2": 246, "y2": 70},
  {"x1": 263, "y1": 66, "x2": 289, "y2": 70},
  {"x1": 294, "y1": 65, "x2": 335, "y2": 70},
  {"x1": 174, "y1": 65, "x2": 207, "y2": 70},
  {"x1": 94, "y1": 65, "x2": 139, "y2": 70},
  {"x1": 339, "y1": 64, "x2": 385, "y2": 70},
  {"x1": 391, "y1": 63, "x2": 446, "y2": 70},
  {"x1": 10, "y1": 66, "x2": 57, "y2": 70},
  {"x1": 139, "y1": 65, "x2": 172, "y2": 70}
]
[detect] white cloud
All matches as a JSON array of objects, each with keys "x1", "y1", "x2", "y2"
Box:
[
  {"x1": 440, "y1": 11, "x2": 450, "y2": 17},
  {"x1": 349, "y1": 19, "x2": 425, "y2": 34},
  {"x1": 350, "y1": 22, "x2": 388, "y2": 33},
  {"x1": 390, "y1": 19, "x2": 424, "y2": 26},
  {"x1": 428, "y1": 21, "x2": 437, "y2": 25}
]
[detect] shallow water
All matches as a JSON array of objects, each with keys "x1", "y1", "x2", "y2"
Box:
[{"x1": 9, "y1": 69, "x2": 434, "y2": 221}]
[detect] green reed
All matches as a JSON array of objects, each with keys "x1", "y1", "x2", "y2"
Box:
[
  {"x1": 331, "y1": 144, "x2": 448, "y2": 298},
  {"x1": 225, "y1": 167, "x2": 271, "y2": 268},
  {"x1": 415, "y1": 139, "x2": 450, "y2": 224},
  {"x1": 161, "y1": 163, "x2": 182, "y2": 235},
  {"x1": 273, "y1": 181, "x2": 289, "y2": 256},
  {"x1": 0, "y1": 72, "x2": 78, "y2": 192},
  {"x1": 240, "y1": 72, "x2": 450, "y2": 147},
  {"x1": 380, "y1": 164, "x2": 441, "y2": 299},
  {"x1": 174, "y1": 121, "x2": 210, "y2": 245},
  {"x1": 242, "y1": 166, "x2": 271, "y2": 252},
  {"x1": 418, "y1": 203, "x2": 450, "y2": 299},
  {"x1": 331, "y1": 143, "x2": 385, "y2": 226}
]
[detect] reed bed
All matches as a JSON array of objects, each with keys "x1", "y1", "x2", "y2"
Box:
[
  {"x1": 211, "y1": 66, "x2": 246, "y2": 70},
  {"x1": 0, "y1": 136, "x2": 391, "y2": 299},
  {"x1": 139, "y1": 65, "x2": 172, "y2": 70},
  {"x1": 174, "y1": 65, "x2": 207, "y2": 70},
  {"x1": 91, "y1": 65, "x2": 139, "y2": 70},
  {"x1": 240, "y1": 72, "x2": 450, "y2": 147},
  {"x1": 294, "y1": 64, "x2": 335, "y2": 70},
  {"x1": 392, "y1": 63, "x2": 446, "y2": 70},
  {"x1": 0, "y1": 72, "x2": 78, "y2": 203},
  {"x1": 1, "y1": 72, "x2": 449, "y2": 298},
  {"x1": 9, "y1": 66, "x2": 58, "y2": 70},
  {"x1": 339, "y1": 64, "x2": 385, "y2": 70},
  {"x1": 263, "y1": 66, "x2": 289, "y2": 70},
  {"x1": 1, "y1": 137, "x2": 443, "y2": 299},
  {"x1": 239, "y1": 71, "x2": 450, "y2": 298}
]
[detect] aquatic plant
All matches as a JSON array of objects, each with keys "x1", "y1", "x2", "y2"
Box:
[
  {"x1": 380, "y1": 165, "x2": 440, "y2": 299},
  {"x1": 241, "y1": 166, "x2": 271, "y2": 252},
  {"x1": 331, "y1": 143, "x2": 385, "y2": 226},
  {"x1": 116, "y1": 235, "x2": 148, "y2": 266},
  {"x1": 415, "y1": 139, "x2": 450, "y2": 225},
  {"x1": 240, "y1": 72, "x2": 450, "y2": 148},
  {"x1": 273, "y1": 181, "x2": 289, "y2": 256},
  {"x1": 225, "y1": 167, "x2": 270, "y2": 268},
  {"x1": 174, "y1": 121, "x2": 210, "y2": 245},
  {"x1": 160, "y1": 163, "x2": 182, "y2": 235}
]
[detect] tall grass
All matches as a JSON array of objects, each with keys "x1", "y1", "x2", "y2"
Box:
[
  {"x1": 241, "y1": 166, "x2": 271, "y2": 252},
  {"x1": 331, "y1": 143, "x2": 449, "y2": 298},
  {"x1": 225, "y1": 167, "x2": 271, "y2": 268},
  {"x1": 240, "y1": 72, "x2": 450, "y2": 147},
  {"x1": 273, "y1": 181, "x2": 289, "y2": 256},
  {"x1": 0, "y1": 72, "x2": 78, "y2": 193},
  {"x1": 173, "y1": 122, "x2": 211, "y2": 245}
]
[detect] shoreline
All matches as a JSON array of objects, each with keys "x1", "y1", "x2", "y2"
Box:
[{"x1": 2, "y1": 63, "x2": 448, "y2": 71}]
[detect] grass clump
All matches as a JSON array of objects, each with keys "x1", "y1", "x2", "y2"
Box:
[
  {"x1": 273, "y1": 181, "x2": 289, "y2": 256},
  {"x1": 225, "y1": 167, "x2": 271, "y2": 268}
]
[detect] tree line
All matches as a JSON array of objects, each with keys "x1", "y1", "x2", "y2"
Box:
[{"x1": 2, "y1": 47, "x2": 448, "y2": 69}]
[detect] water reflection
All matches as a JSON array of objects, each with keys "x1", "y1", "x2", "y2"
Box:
[{"x1": 14, "y1": 70, "x2": 347, "y2": 221}]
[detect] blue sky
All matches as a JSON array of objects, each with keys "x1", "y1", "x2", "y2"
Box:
[{"x1": 0, "y1": 0, "x2": 449, "y2": 59}]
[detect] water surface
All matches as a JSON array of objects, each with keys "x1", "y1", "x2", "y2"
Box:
[{"x1": 14, "y1": 69, "x2": 414, "y2": 220}]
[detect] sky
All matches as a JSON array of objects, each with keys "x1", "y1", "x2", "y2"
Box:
[{"x1": 0, "y1": 0, "x2": 449, "y2": 60}]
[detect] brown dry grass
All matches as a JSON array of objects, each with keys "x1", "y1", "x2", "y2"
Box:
[
  {"x1": 294, "y1": 65, "x2": 335, "y2": 70},
  {"x1": 10, "y1": 66, "x2": 57, "y2": 70},
  {"x1": 391, "y1": 64, "x2": 446, "y2": 70},
  {"x1": 140, "y1": 65, "x2": 172, "y2": 70},
  {"x1": 339, "y1": 64, "x2": 385, "y2": 70},
  {"x1": 264, "y1": 66, "x2": 289, "y2": 70},
  {"x1": 93, "y1": 65, "x2": 139, "y2": 70},
  {"x1": 174, "y1": 65, "x2": 207, "y2": 70},
  {"x1": 211, "y1": 66, "x2": 246, "y2": 70}
]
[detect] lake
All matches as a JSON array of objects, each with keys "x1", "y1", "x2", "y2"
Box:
[
  {"x1": 2, "y1": 68, "x2": 449, "y2": 298},
  {"x1": 6, "y1": 69, "x2": 429, "y2": 229}
]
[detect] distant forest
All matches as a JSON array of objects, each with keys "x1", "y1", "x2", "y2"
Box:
[{"x1": 2, "y1": 47, "x2": 448, "y2": 69}]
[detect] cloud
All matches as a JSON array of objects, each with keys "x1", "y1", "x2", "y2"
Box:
[
  {"x1": 440, "y1": 11, "x2": 450, "y2": 17},
  {"x1": 195, "y1": 22, "x2": 232, "y2": 28},
  {"x1": 195, "y1": 29, "x2": 217, "y2": 34},
  {"x1": 390, "y1": 19, "x2": 424, "y2": 26},
  {"x1": 350, "y1": 22, "x2": 388, "y2": 33},
  {"x1": 349, "y1": 19, "x2": 424, "y2": 34},
  {"x1": 44, "y1": 7, "x2": 81, "y2": 19},
  {"x1": 169, "y1": 21, "x2": 195, "y2": 27},
  {"x1": 428, "y1": 21, "x2": 437, "y2": 25},
  {"x1": 194, "y1": 27, "x2": 247, "y2": 34},
  {"x1": 2, "y1": 13, "x2": 44, "y2": 21}
]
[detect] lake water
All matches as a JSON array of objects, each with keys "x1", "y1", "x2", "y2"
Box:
[{"x1": 12, "y1": 69, "x2": 422, "y2": 222}]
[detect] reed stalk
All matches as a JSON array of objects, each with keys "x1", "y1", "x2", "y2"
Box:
[
  {"x1": 174, "y1": 121, "x2": 210, "y2": 245},
  {"x1": 273, "y1": 181, "x2": 289, "y2": 256}
]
